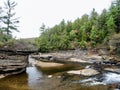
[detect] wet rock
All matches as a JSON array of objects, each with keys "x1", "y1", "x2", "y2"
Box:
[
  {"x1": 104, "y1": 68, "x2": 120, "y2": 73},
  {"x1": 103, "y1": 60, "x2": 117, "y2": 65},
  {"x1": 0, "y1": 75, "x2": 5, "y2": 79},
  {"x1": 92, "y1": 62, "x2": 104, "y2": 72},
  {"x1": 67, "y1": 68, "x2": 99, "y2": 76}
]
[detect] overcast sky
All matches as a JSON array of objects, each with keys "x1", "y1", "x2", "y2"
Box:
[{"x1": 0, "y1": 0, "x2": 113, "y2": 38}]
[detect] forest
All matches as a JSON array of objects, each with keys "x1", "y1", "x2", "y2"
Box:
[
  {"x1": 36, "y1": 0, "x2": 120, "y2": 52},
  {"x1": 0, "y1": 0, "x2": 120, "y2": 52}
]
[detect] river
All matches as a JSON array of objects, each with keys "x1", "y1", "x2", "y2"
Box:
[{"x1": 0, "y1": 58, "x2": 120, "y2": 90}]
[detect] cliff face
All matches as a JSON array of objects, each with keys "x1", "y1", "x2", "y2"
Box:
[{"x1": 0, "y1": 50, "x2": 28, "y2": 75}]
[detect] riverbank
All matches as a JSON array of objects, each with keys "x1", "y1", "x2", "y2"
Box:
[{"x1": 31, "y1": 49, "x2": 120, "y2": 64}]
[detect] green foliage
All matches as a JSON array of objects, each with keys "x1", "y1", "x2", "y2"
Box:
[
  {"x1": 106, "y1": 15, "x2": 116, "y2": 34},
  {"x1": 109, "y1": 0, "x2": 120, "y2": 33},
  {"x1": 36, "y1": 0, "x2": 120, "y2": 51},
  {"x1": 0, "y1": 0, "x2": 19, "y2": 47},
  {"x1": 69, "y1": 30, "x2": 77, "y2": 40},
  {"x1": 1, "y1": 0, "x2": 19, "y2": 35}
]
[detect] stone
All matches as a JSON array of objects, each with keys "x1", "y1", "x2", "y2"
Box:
[
  {"x1": 86, "y1": 55, "x2": 102, "y2": 60},
  {"x1": 68, "y1": 58, "x2": 88, "y2": 63},
  {"x1": 0, "y1": 75, "x2": 5, "y2": 79},
  {"x1": 104, "y1": 68, "x2": 120, "y2": 73},
  {"x1": 35, "y1": 60, "x2": 64, "y2": 68},
  {"x1": 48, "y1": 75, "x2": 52, "y2": 78},
  {"x1": 0, "y1": 53, "x2": 28, "y2": 75},
  {"x1": 67, "y1": 68, "x2": 99, "y2": 76}
]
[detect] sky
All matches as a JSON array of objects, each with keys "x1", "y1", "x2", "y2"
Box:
[{"x1": 0, "y1": 0, "x2": 114, "y2": 39}]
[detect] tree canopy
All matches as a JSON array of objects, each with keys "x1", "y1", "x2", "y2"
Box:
[{"x1": 36, "y1": 0, "x2": 120, "y2": 52}]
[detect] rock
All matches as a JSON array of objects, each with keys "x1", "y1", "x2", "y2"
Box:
[
  {"x1": 102, "y1": 60, "x2": 117, "y2": 65},
  {"x1": 67, "y1": 68, "x2": 99, "y2": 76},
  {"x1": 68, "y1": 58, "x2": 88, "y2": 63},
  {"x1": 104, "y1": 68, "x2": 120, "y2": 73},
  {"x1": 98, "y1": 49, "x2": 108, "y2": 55},
  {"x1": 35, "y1": 60, "x2": 64, "y2": 68},
  {"x1": 0, "y1": 53, "x2": 28, "y2": 75},
  {"x1": 67, "y1": 70, "x2": 81, "y2": 75},
  {"x1": 101, "y1": 55, "x2": 119, "y2": 65},
  {"x1": 48, "y1": 75, "x2": 52, "y2": 78},
  {"x1": 86, "y1": 55, "x2": 102, "y2": 60},
  {"x1": 0, "y1": 75, "x2": 5, "y2": 79}
]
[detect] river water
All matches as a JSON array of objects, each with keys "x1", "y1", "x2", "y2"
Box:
[{"x1": 0, "y1": 59, "x2": 120, "y2": 90}]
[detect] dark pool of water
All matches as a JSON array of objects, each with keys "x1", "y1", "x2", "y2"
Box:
[{"x1": 0, "y1": 66, "x2": 44, "y2": 90}]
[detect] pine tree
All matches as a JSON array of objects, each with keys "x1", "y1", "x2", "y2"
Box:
[
  {"x1": 109, "y1": 0, "x2": 120, "y2": 33},
  {"x1": 2, "y1": 0, "x2": 19, "y2": 36}
]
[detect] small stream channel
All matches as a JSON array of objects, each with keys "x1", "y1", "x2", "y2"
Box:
[{"x1": 0, "y1": 56, "x2": 120, "y2": 90}]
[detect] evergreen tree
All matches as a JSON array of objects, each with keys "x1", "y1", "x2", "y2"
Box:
[
  {"x1": 109, "y1": 0, "x2": 120, "y2": 33},
  {"x1": 2, "y1": 0, "x2": 19, "y2": 36},
  {"x1": 40, "y1": 23, "x2": 46, "y2": 33},
  {"x1": 36, "y1": 0, "x2": 120, "y2": 51}
]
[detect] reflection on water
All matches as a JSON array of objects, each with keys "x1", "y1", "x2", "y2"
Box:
[
  {"x1": 26, "y1": 66, "x2": 44, "y2": 89},
  {"x1": 0, "y1": 66, "x2": 44, "y2": 90},
  {"x1": 0, "y1": 71, "x2": 28, "y2": 90}
]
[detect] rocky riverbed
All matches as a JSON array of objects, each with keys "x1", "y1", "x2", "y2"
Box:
[
  {"x1": 28, "y1": 49, "x2": 120, "y2": 90},
  {"x1": 31, "y1": 49, "x2": 120, "y2": 76}
]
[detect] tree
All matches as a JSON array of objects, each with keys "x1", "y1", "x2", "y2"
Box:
[
  {"x1": 109, "y1": 0, "x2": 120, "y2": 33},
  {"x1": 0, "y1": 7, "x2": 3, "y2": 29},
  {"x1": 90, "y1": 8, "x2": 99, "y2": 26},
  {"x1": 106, "y1": 15, "x2": 115, "y2": 34},
  {"x1": 65, "y1": 21, "x2": 73, "y2": 33},
  {"x1": 40, "y1": 23, "x2": 46, "y2": 33},
  {"x1": 2, "y1": 0, "x2": 19, "y2": 36}
]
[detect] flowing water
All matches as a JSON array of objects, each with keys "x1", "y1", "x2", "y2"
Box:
[{"x1": 0, "y1": 58, "x2": 120, "y2": 90}]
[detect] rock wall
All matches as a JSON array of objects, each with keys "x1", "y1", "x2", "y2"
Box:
[{"x1": 0, "y1": 51, "x2": 28, "y2": 76}]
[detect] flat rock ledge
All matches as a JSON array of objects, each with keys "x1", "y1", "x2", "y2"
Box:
[
  {"x1": 67, "y1": 68, "x2": 99, "y2": 76},
  {"x1": 35, "y1": 60, "x2": 64, "y2": 68},
  {"x1": 68, "y1": 58, "x2": 89, "y2": 63}
]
